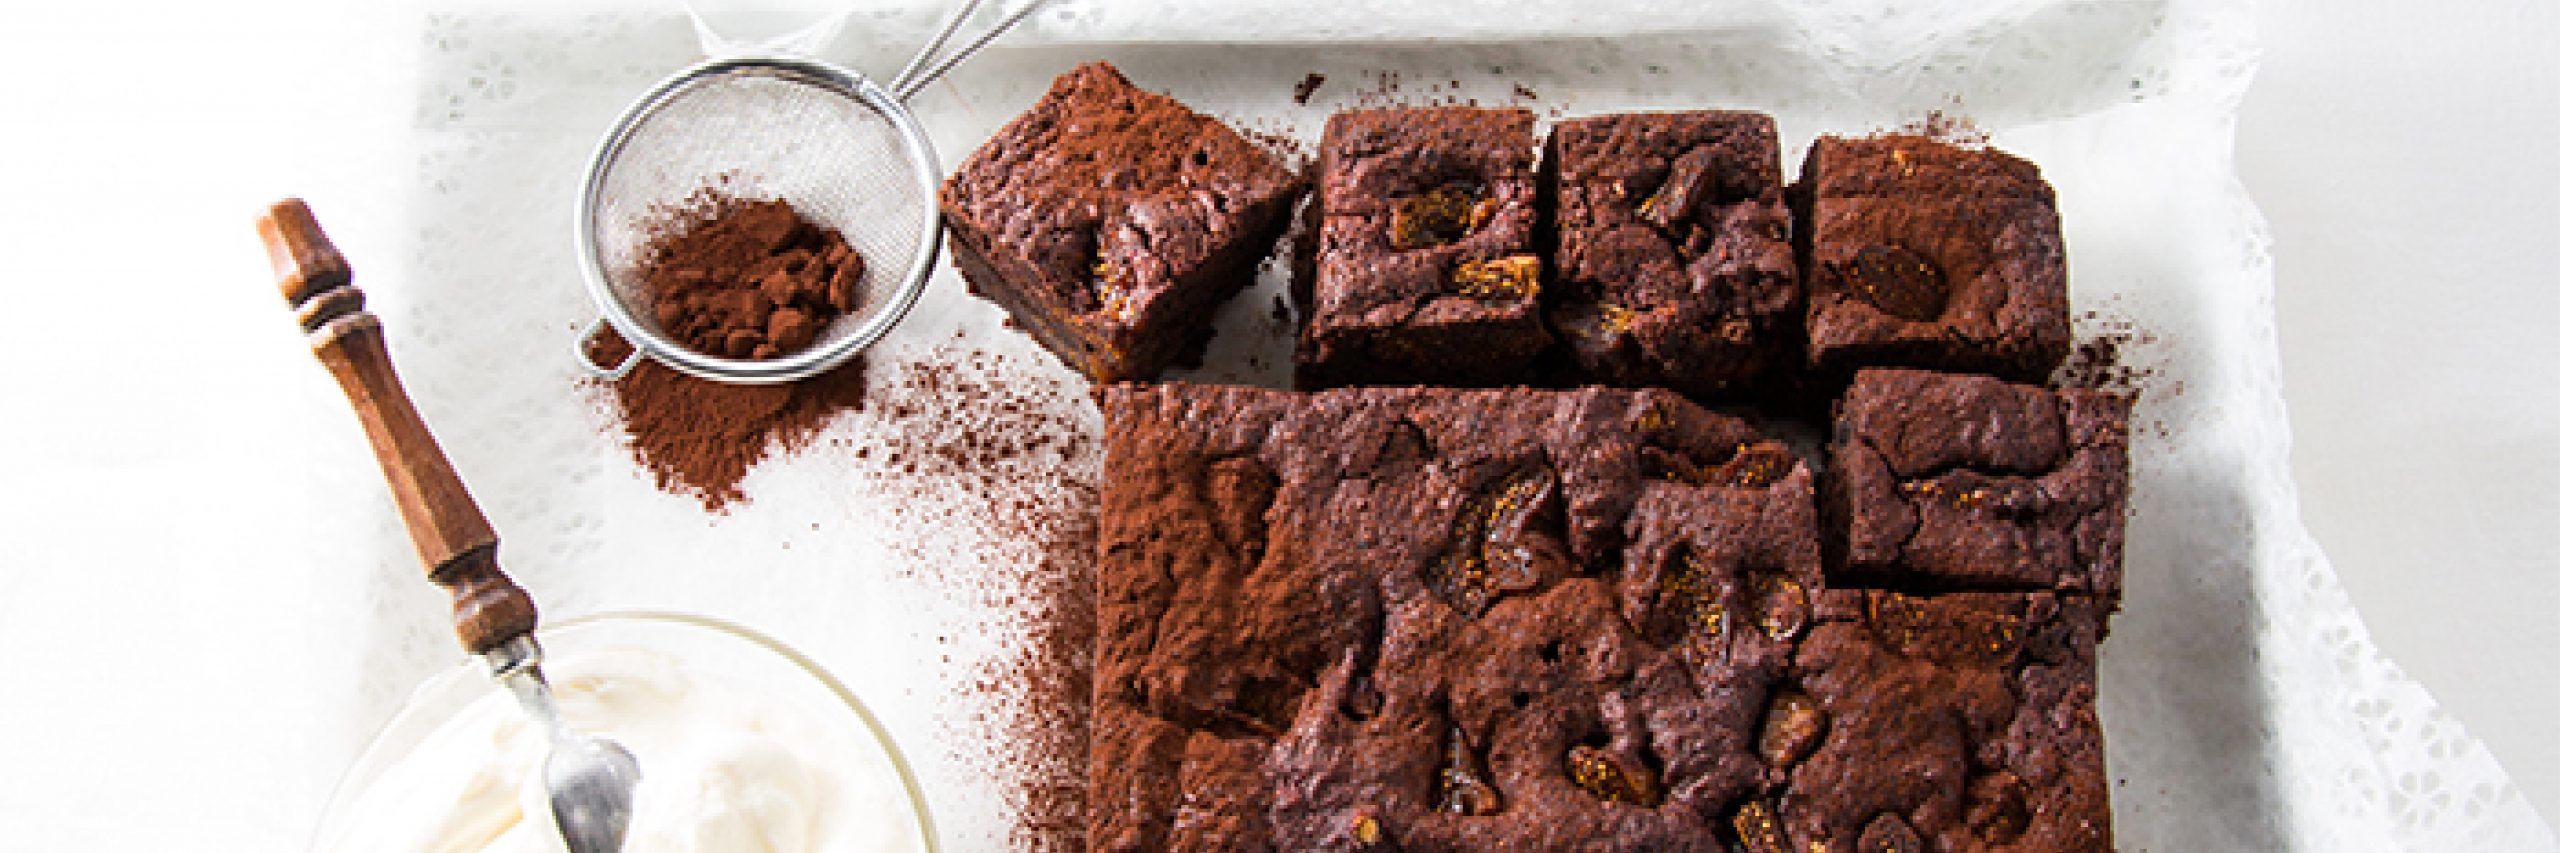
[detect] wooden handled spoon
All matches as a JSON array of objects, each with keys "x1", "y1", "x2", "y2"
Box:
[{"x1": 260, "y1": 198, "x2": 640, "y2": 853}]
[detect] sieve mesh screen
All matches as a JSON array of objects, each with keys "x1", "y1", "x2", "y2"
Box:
[{"x1": 583, "y1": 62, "x2": 938, "y2": 379}]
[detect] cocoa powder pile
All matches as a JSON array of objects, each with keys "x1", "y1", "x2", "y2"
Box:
[
  {"x1": 640, "y1": 195, "x2": 866, "y2": 360},
  {"x1": 589, "y1": 193, "x2": 871, "y2": 510},
  {"x1": 588, "y1": 331, "x2": 865, "y2": 511}
]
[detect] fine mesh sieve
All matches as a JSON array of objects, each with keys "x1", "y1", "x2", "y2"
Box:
[{"x1": 574, "y1": 0, "x2": 1045, "y2": 384}]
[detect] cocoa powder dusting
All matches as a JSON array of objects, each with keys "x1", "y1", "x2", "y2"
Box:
[
  {"x1": 861, "y1": 349, "x2": 1098, "y2": 852},
  {"x1": 1903, "y1": 109, "x2": 1991, "y2": 146},
  {"x1": 1237, "y1": 124, "x2": 1309, "y2": 169},
  {"x1": 587, "y1": 330, "x2": 866, "y2": 511}
]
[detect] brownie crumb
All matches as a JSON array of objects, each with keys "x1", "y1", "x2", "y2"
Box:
[
  {"x1": 1512, "y1": 83, "x2": 1539, "y2": 101},
  {"x1": 1292, "y1": 72, "x2": 1326, "y2": 105},
  {"x1": 2054, "y1": 311, "x2": 2160, "y2": 396}
]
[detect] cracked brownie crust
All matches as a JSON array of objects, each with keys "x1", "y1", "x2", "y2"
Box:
[
  {"x1": 941, "y1": 62, "x2": 1306, "y2": 383},
  {"x1": 1545, "y1": 112, "x2": 1799, "y2": 399},
  {"x1": 1097, "y1": 383, "x2": 1822, "y2": 852},
  {"x1": 1798, "y1": 135, "x2": 2069, "y2": 383},
  {"x1": 1821, "y1": 368, "x2": 2132, "y2": 602},
  {"x1": 1759, "y1": 589, "x2": 2113, "y2": 853},
  {"x1": 1296, "y1": 108, "x2": 1550, "y2": 388}
]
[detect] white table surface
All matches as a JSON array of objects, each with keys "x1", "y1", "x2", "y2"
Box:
[
  {"x1": 2243, "y1": 0, "x2": 2560, "y2": 831},
  {"x1": 0, "y1": 0, "x2": 2550, "y2": 848}
]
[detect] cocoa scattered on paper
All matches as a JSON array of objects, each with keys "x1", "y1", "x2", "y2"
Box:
[
  {"x1": 2055, "y1": 309, "x2": 2160, "y2": 397},
  {"x1": 586, "y1": 330, "x2": 866, "y2": 511},
  {"x1": 1904, "y1": 109, "x2": 1992, "y2": 146},
  {"x1": 1238, "y1": 125, "x2": 1309, "y2": 168},
  {"x1": 860, "y1": 349, "x2": 1098, "y2": 852}
]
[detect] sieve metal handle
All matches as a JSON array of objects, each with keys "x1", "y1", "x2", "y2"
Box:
[
  {"x1": 574, "y1": 318, "x2": 642, "y2": 381},
  {"x1": 888, "y1": 0, "x2": 985, "y2": 94},
  {"x1": 889, "y1": 0, "x2": 1049, "y2": 102}
]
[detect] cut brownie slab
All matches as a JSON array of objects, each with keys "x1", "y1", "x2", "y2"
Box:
[
  {"x1": 1296, "y1": 107, "x2": 1549, "y2": 388},
  {"x1": 1097, "y1": 383, "x2": 1820, "y2": 852},
  {"x1": 1822, "y1": 368, "x2": 2132, "y2": 601},
  {"x1": 1747, "y1": 589, "x2": 2113, "y2": 853},
  {"x1": 1545, "y1": 111, "x2": 1798, "y2": 399},
  {"x1": 1798, "y1": 134, "x2": 2069, "y2": 382},
  {"x1": 940, "y1": 62, "x2": 1306, "y2": 383}
]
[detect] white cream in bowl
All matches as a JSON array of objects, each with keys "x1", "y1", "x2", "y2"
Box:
[{"x1": 324, "y1": 645, "x2": 925, "y2": 853}]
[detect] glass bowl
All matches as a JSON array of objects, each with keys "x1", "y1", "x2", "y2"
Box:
[{"x1": 311, "y1": 611, "x2": 936, "y2": 851}]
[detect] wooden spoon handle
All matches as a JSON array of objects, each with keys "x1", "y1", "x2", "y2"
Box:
[{"x1": 259, "y1": 198, "x2": 537, "y2": 654}]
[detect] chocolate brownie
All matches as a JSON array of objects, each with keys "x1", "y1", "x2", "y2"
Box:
[
  {"x1": 1746, "y1": 589, "x2": 2113, "y2": 853},
  {"x1": 1098, "y1": 383, "x2": 1822, "y2": 852},
  {"x1": 1798, "y1": 134, "x2": 2069, "y2": 382},
  {"x1": 1544, "y1": 111, "x2": 1798, "y2": 398},
  {"x1": 940, "y1": 62, "x2": 1306, "y2": 383},
  {"x1": 1822, "y1": 368, "x2": 2132, "y2": 602},
  {"x1": 1296, "y1": 107, "x2": 1549, "y2": 388}
]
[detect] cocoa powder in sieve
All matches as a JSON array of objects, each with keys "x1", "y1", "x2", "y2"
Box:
[
  {"x1": 641, "y1": 195, "x2": 866, "y2": 361},
  {"x1": 586, "y1": 193, "x2": 874, "y2": 510}
]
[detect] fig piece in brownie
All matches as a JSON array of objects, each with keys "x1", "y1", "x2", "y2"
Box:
[
  {"x1": 1798, "y1": 134, "x2": 2069, "y2": 382},
  {"x1": 1746, "y1": 589, "x2": 2113, "y2": 853},
  {"x1": 1822, "y1": 368, "x2": 2131, "y2": 602},
  {"x1": 939, "y1": 61, "x2": 1306, "y2": 383},
  {"x1": 1098, "y1": 383, "x2": 1822, "y2": 852},
  {"x1": 1545, "y1": 111, "x2": 1798, "y2": 399},
  {"x1": 1296, "y1": 107, "x2": 1549, "y2": 388}
]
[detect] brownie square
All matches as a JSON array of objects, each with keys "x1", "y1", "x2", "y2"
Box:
[
  {"x1": 1296, "y1": 107, "x2": 1549, "y2": 388},
  {"x1": 940, "y1": 62, "x2": 1306, "y2": 383},
  {"x1": 1097, "y1": 383, "x2": 1822, "y2": 852},
  {"x1": 1822, "y1": 368, "x2": 2132, "y2": 601},
  {"x1": 1798, "y1": 134, "x2": 2069, "y2": 382},
  {"x1": 1755, "y1": 589, "x2": 2113, "y2": 853},
  {"x1": 1544, "y1": 111, "x2": 1798, "y2": 398}
]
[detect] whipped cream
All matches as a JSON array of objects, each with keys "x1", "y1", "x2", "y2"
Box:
[{"x1": 326, "y1": 646, "x2": 924, "y2": 852}]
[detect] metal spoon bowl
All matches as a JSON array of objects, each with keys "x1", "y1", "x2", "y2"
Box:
[{"x1": 491, "y1": 636, "x2": 643, "y2": 853}]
